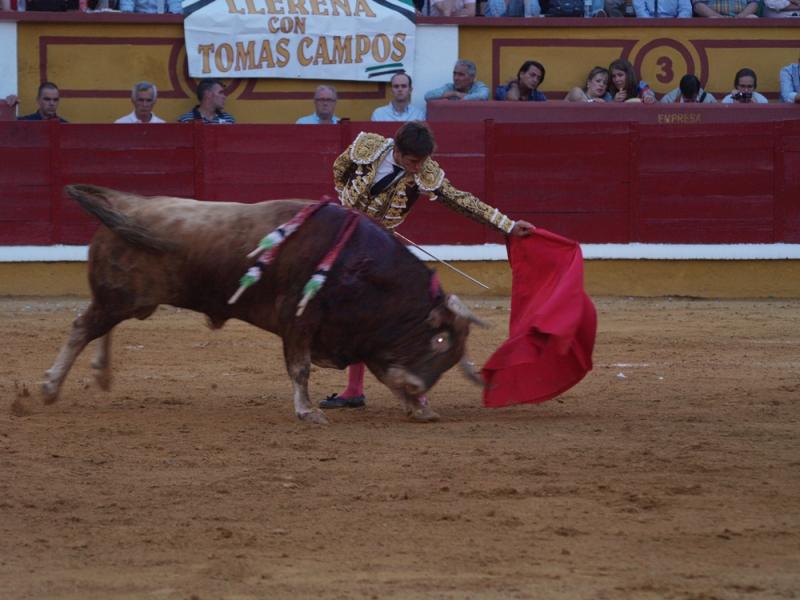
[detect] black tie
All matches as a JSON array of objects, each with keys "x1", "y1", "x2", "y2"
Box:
[{"x1": 370, "y1": 164, "x2": 403, "y2": 197}]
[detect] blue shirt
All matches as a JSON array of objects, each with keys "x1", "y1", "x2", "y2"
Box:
[
  {"x1": 424, "y1": 81, "x2": 490, "y2": 102},
  {"x1": 295, "y1": 113, "x2": 340, "y2": 124},
  {"x1": 18, "y1": 112, "x2": 68, "y2": 123},
  {"x1": 120, "y1": 0, "x2": 182, "y2": 13},
  {"x1": 780, "y1": 63, "x2": 800, "y2": 103},
  {"x1": 495, "y1": 85, "x2": 547, "y2": 102},
  {"x1": 633, "y1": 0, "x2": 692, "y2": 16},
  {"x1": 370, "y1": 103, "x2": 426, "y2": 122}
]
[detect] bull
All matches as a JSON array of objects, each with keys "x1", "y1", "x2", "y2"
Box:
[{"x1": 42, "y1": 185, "x2": 485, "y2": 424}]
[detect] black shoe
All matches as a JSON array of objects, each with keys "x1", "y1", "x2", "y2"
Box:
[{"x1": 319, "y1": 394, "x2": 366, "y2": 409}]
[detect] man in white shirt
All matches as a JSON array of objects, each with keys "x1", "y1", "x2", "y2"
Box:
[
  {"x1": 296, "y1": 85, "x2": 340, "y2": 124},
  {"x1": 371, "y1": 72, "x2": 426, "y2": 122},
  {"x1": 115, "y1": 82, "x2": 165, "y2": 124}
]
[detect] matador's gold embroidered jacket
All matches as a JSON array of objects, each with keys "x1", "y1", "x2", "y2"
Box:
[{"x1": 333, "y1": 131, "x2": 516, "y2": 234}]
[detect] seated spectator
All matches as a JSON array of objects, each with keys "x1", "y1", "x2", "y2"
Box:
[
  {"x1": 371, "y1": 72, "x2": 426, "y2": 122},
  {"x1": 608, "y1": 59, "x2": 656, "y2": 104},
  {"x1": 178, "y1": 79, "x2": 235, "y2": 124},
  {"x1": 296, "y1": 85, "x2": 340, "y2": 124},
  {"x1": 763, "y1": 0, "x2": 800, "y2": 15},
  {"x1": 660, "y1": 74, "x2": 717, "y2": 103},
  {"x1": 634, "y1": 0, "x2": 692, "y2": 16},
  {"x1": 603, "y1": 0, "x2": 630, "y2": 15},
  {"x1": 692, "y1": 0, "x2": 758, "y2": 17},
  {"x1": 495, "y1": 60, "x2": 547, "y2": 102},
  {"x1": 565, "y1": 67, "x2": 611, "y2": 102},
  {"x1": 422, "y1": 0, "x2": 475, "y2": 15},
  {"x1": 721, "y1": 68, "x2": 769, "y2": 103},
  {"x1": 484, "y1": 0, "x2": 541, "y2": 16},
  {"x1": 779, "y1": 56, "x2": 800, "y2": 102},
  {"x1": 120, "y1": 0, "x2": 181, "y2": 13},
  {"x1": 115, "y1": 81, "x2": 165, "y2": 124},
  {"x1": 424, "y1": 60, "x2": 489, "y2": 102},
  {"x1": 547, "y1": 0, "x2": 605, "y2": 14},
  {"x1": 6, "y1": 82, "x2": 68, "y2": 122}
]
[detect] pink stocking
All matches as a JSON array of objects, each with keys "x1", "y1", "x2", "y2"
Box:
[{"x1": 339, "y1": 363, "x2": 365, "y2": 399}]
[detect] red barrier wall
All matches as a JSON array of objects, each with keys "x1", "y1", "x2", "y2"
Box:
[{"x1": 1, "y1": 119, "x2": 799, "y2": 247}]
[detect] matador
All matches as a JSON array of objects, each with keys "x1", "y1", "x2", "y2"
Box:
[{"x1": 321, "y1": 121, "x2": 535, "y2": 410}]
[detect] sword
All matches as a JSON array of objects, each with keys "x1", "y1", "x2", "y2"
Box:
[{"x1": 393, "y1": 231, "x2": 490, "y2": 290}]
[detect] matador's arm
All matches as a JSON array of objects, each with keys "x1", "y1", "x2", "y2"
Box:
[{"x1": 418, "y1": 158, "x2": 516, "y2": 234}]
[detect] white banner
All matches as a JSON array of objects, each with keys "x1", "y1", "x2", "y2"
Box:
[{"x1": 182, "y1": 0, "x2": 416, "y2": 81}]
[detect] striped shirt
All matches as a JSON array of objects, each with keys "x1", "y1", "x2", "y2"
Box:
[{"x1": 177, "y1": 106, "x2": 236, "y2": 124}]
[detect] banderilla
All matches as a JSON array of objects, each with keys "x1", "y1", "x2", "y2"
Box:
[{"x1": 393, "y1": 231, "x2": 490, "y2": 290}]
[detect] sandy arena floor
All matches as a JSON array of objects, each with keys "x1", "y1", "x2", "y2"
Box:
[{"x1": 1, "y1": 296, "x2": 798, "y2": 600}]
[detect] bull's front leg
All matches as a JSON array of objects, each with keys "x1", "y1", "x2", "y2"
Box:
[
  {"x1": 91, "y1": 333, "x2": 112, "y2": 392},
  {"x1": 400, "y1": 393, "x2": 440, "y2": 423},
  {"x1": 283, "y1": 343, "x2": 329, "y2": 425}
]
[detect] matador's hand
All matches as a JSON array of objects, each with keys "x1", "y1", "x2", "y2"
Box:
[{"x1": 510, "y1": 220, "x2": 535, "y2": 237}]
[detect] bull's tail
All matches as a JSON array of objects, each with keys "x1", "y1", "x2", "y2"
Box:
[{"x1": 65, "y1": 184, "x2": 178, "y2": 253}]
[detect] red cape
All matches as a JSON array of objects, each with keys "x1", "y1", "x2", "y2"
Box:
[{"x1": 481, "y1": 230, "x2": 596, "y2": 408}]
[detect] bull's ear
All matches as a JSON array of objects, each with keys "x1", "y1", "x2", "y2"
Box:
[{"x1": 426, "y1": 303, "x2": 450, "y2": 329}]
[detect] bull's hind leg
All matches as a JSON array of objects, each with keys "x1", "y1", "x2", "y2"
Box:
[
  {"x1": 283, "y1": 342, "x2": 328, "y2": 425},
  {"x1": 42, "y1": 303, "x2": 123, "y2": 404}
]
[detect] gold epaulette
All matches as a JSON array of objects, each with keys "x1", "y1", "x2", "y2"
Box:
[
  {"x1": 415, "y1": 157, "x2": 445, "y2": 192},
  {"x1": 349, "y1": 132, "x2": 393, "y2": 164}
]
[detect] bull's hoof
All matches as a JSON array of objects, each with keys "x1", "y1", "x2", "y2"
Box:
[
  {"x1": 297, "y1": 410, "x2": 330, "y2": 425},
  {"x1": 93, "y1": 369, "x2": 112, "y2": 392},
  {"x1": 41, "y1": 380, "x2": 60, "y2": 405},
  {"x1": 408, "y1": 407, "x2": 440, "y2": 423}
]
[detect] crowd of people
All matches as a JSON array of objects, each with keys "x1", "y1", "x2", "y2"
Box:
[
  {"x1": 3, "y1": 0, "x2": 799, "y2": 17},
  {"x1": 4, "y1": 55, "x2": 798, "y2": 124}
]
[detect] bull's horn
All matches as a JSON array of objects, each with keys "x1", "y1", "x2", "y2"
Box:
[
  {"x1": 459, "y1": 357, "x2": 485, "y2": 387},
  {"x1": 446, "y1": 294, "x2": 489, "y2": 329}
]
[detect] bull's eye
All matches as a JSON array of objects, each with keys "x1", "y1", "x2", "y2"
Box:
[{"x1": 431, "y1": 330, "x2": 451, "y2": 353}]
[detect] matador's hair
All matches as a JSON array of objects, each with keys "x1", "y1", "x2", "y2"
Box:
[{"x1": 394, "y1": 121, "x2": 435, "y2": 158}]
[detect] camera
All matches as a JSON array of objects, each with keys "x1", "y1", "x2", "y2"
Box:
[{"x1": 732, "y1": 91, "x2": 753, "y2": 101}]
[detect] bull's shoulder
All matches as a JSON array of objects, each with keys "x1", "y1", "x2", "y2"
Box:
[
  {"x1": 415, "y1": 158, "x2": 445, "y2": 192},
  {"x1": 349, "y1": 132, "x2": 393, "y2": 165}
]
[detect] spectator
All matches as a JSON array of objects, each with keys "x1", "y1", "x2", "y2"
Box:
[
  {"x1": 422, "y1": 0, "x2": 475, "y2": 15},
  {"x1": 721, "y1": 68, "x2": 769, "y2": 103},
  {"x1": 424, "y1": 60, "x2": 489, "y2": 102},
  {"x1": 779, "y1": 56, "x2": 800, "y2": 102},
  {"x1": 634, "y1": 0, "x2": 692, "y2": 16},
  {"x1": 178, "y1": 79, "x2": 235, "y2": 124},
  {"x1": 115, "y1": 81, "x2": 165, "y2": 124},
  {"x1": 371, "y1": 72, "x2": 426, "y2": 122},
  {"x1": 6, "y1": 82, "x2": 68, "y2": 122},
  {"x1": 565, "y1": 66, "x2": 611, "y2": 102},
  {"x1": 692, "y1": 0, "x2": 758, "y2": 17},
  {"x1": 120, "y1": 0, "x2": 181, "y2": 13},
  {"x1": 608, "y1": 59, "x2": 656, "y2": 104},
  {"x1": 547, "y1": 0, "x2": 605, "y2": 14},
  {"x1": 764, "y1": 0, "x2": 800, "y2": 15},
  {"x1": 603, "y1": 0, "x2": 629, "y2": 15},
  {"x1": 296, "y1": 85, "x2": 340, "y2": 124},
  {"x1": 495, "y1": 60, "x2": 547, "y2": 102},
  {"x1": 484, "y1": 0, "x2": 541, "y2": 16},
  {"x1": 660, "y1": 74, "x2": 717, "y2": 103}
]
